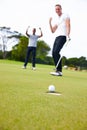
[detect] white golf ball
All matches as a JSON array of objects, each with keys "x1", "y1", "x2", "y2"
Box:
[{"x1": 48, "y1": 85, "x2": 55, "y2": 92}]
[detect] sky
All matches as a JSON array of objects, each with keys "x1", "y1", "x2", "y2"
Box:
[{"x1": 0, "y1": 0, "x2": 87, "y2": 58}]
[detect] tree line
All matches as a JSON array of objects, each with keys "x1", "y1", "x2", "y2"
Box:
[
  {"x1": 62, "y1": 56, "x2": 87, "y2": 70},
  {"x1": 0, "y1": 35, "x2": 87, "y2": 70}
]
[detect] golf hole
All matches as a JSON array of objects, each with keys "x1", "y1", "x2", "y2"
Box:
[
  {"x1": 47, "y1": 85, "x2": 62, "y2": 96},
  {"x1": 46, "y1": 91, "x2": 62, "y2": 96}
]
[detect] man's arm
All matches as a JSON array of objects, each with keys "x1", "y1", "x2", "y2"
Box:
[
  {"x1": 66, "y1": 18, "x2": 71, "y2": 38},
  {"x1": 49, "y1": 17, "x2": 58, "y2": 33},
  {"x1": 38, "y1": 28, "x2": 43, "y2": 38},
  {"x1": 26, "y1": 26, "x2": 30, "y2": 37}
]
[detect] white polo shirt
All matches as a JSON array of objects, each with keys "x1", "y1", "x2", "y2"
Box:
[
  {"x1": 28, "y1": 35, "x2": 39, "y2": 47},
  {"x1": 55, "y1": 13, "x2": 70, "y2": 37}
]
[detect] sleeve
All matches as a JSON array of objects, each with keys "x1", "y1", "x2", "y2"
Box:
[{"x1": 65, "y1": 14, "x2": 70, "y2": 20}]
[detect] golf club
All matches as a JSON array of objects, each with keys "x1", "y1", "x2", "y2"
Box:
[{"x1": 55, "y1": 38, "x2": 71, "y2": 69}]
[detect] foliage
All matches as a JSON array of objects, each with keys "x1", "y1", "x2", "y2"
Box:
[
  {"x1": 62, "y1": 56, "x2": 68, "y2": 66},
  {"x1": 0, "y1": 26, "x2": 22, "y2": 59},
  {"x1": 62, "y1": 56, "x2": 87, "y2": 69},
  {"x1": 1, "y1": 34, "x2": 86, "y2": 69},
  {"x1": 36, "y1": 56, "x2": 54, "y2": 65},
  {"x1": 11, "y1": 37, "x2": 51, "y2": 63},
  {"x1": 67, "y1": 57, "x2": 79, "y2": 67},
  {"x1": 78, "y1": 56, "x2": 87, "y2": 67},
  {"x1": 0, "y1": 51, "x2": 3, "y2": 59},
  {"x1": 36, "y1": 40, "x2": 50, "y2": 59},
  {"x1": 11, "y1": 36, "x2": 28, "y2": 61},
  {"x1": 36, "y1": 40, "x2": 51, "y2": 64}
]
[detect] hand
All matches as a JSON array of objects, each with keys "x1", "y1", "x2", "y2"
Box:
[{"x1": 67, "y1": 36, "x2": 71, "y2": 41}]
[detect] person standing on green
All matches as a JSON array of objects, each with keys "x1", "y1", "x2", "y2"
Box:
[
  {"x1": 49, "y1": 4, "x2": 71, "y2": 76},
  {"x1": 22, "y1": 26, "x2": 43, "y2": 70}
]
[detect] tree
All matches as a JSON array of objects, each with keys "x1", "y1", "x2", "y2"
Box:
[
  {"x1": 0, "y1": 35, "x2": 8, "y2": 59},
  {"x1": 11, "y1": 37, "x2": 51, "y2": 63},
  {"x1": 67, "y1": 57, "x2": 79, "y2": 67},
  {"x1": 0, "y1": 26, "x2": 22, "y2": 59},
  {"x1": 62, "y1": 56, "x2": 68, "y2": 66},
  {"x1": 11, "y1": 36, "x2": 28, "y2": 61},
  {"x1": 62, "y1": 56, "x2": 87, "y2": 70},
  {"x1": 78, "y1": 56, "x2": 87, "y2": 69},
  {"x1": 36, "y1": 40, "x2": 51, "y2": 64},
  {"x1": 37, "y1": 40, "x2": 50, "y2": 59}
]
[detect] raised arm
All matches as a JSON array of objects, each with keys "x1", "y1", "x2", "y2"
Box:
[
  {"x1": 26, "y1": 26, "x2": 30, "y2": 37},
  {"x1": 38, "y1": 27, "x2": 43, "y2": 38},
  {"x1": 49, "y1": 17, "x2": 58, "y2": 33}
]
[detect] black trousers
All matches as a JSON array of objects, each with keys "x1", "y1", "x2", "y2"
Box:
[
  {"x1": 24, "y1": 47, "x2": 36, "y2": 67},
  {"x1": 52, "y1": 36, "x2": 66, "y2": 72}
]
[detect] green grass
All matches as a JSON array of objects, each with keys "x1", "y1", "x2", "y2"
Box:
[{"x1": 0, "y1": 59, "x2": 87, "y2": 130}]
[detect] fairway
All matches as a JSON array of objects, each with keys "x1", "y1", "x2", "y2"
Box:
[{"x1": 0, "y1": 60, "x2": 87, "y2": 130}]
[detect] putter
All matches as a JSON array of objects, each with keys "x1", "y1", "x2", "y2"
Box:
[{"x1": 55, "y1": 38, "x2": 71, "y2": 69}]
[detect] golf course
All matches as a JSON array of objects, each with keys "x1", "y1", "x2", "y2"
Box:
[{"x1": 0, "y1": 60, "x2": 87, "y2": 130}]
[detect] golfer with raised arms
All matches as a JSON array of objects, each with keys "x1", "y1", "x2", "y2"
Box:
[
  {"x1": 22, "y1": 26, "x2": 43, "y2": 70},
  {"x1": 49, "y1": 4, "x2": 71, "y2": 76}
]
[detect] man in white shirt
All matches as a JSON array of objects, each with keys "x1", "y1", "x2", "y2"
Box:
[
  {"x1": 49, "y1": 4, "x2": 71, "y2": 76},
  {"x1": 23, "y1": 26, "x2": 43, "y2": 70}
]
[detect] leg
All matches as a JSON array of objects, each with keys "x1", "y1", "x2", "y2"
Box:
[
  {"x1": 24, "y1": 47, "x2": 32, "y2": 67},
  {"x1": 52, "y1": 36, "x2": 66, "y2": 72},
  {"x1": 32, "y1": 47, "x2": 36, "y2": 67}
]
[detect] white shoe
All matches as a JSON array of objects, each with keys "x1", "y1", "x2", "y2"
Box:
[
  {"x1": 22, "y1": 66, "x2": 26, "y2": 69},
  {"x1": 32, "y1": 67, "x2": 36, "y2": 70},
  {"x1": 50, "y1": 71, "x2": 62, "y2": 76},
  {"x1": 58, "y1": 71, "x2": 62, "y2": 75}
]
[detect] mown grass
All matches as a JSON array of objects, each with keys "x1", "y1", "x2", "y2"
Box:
[{"x1": 0, "y1": 59, "x2": 87, "y2": 130}]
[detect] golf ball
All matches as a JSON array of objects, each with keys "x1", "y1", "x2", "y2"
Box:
[{"x1": 48, "y1": 85, "x2": 55, "y2": 92}]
